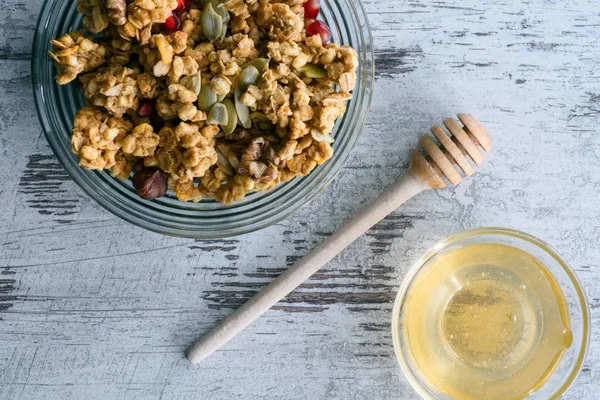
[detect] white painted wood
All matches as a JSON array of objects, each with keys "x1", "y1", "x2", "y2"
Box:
[
  {"x1": 1, "y1": 0, "x2": 599, "y2": 399},
  {"x1": 186, "y1": 173, "x2": 428, "y2": 364}
]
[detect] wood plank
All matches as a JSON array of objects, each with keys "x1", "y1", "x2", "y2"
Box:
[{"x1": 1, "y1": 0, "x2": 599, "y2": 398}]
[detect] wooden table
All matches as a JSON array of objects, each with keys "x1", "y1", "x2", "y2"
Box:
[{"x1": 1, "y1": 0, "x2": 598, "y2": 398}]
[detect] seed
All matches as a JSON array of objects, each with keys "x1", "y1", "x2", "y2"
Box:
[
  {"x1": 306, "y1": 20, "x2": 332, "y2": 45},
  {"x1": 303, "y1": 0, "x2": 321, "y2": 19},
  {"x1": 163, "y1": 14, "x2": 181, "y2": 33},
  {"x1": 180, "y1": 72, "x2": 202, "y2": 96},
  {"x1": 201, "y1": 3, "x2": 223, "y2": 42},
  {"x1": 238, "y1": 65, "x2": 259, "y2": 88},
  {"x1": 221, "y1": 99, "x2": 237, "y2": 134},
  {"x1": 213, "y1": 3, "x2": 231, "y2": 22},
  {"x1": 175, "y1": 0, "x2": 187, "y2": 13},
  {"x1": 234, "y1": 87, "x2": 251, "y2": 129},
  {"x1": 299, "y1": 63, "x2": 327, "y2": 78},
  {"x1": 213, "y1": 3, "x2": 230, "y2": 41},
  {"x1": 207, "y1": 102, "x2": 228, "y2": 126},
  {"x1": 216, "y1": 150, "x2": 234, "y2": 175},
  {"x1": 198, "y1": 83, "x2": 218, "y2": 112},
  {"x1": 242, "y1": 58, "x2": 269, "y2": 74}
]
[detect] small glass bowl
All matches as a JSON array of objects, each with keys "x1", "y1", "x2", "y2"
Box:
[
  {"x1": 31, "y1": 0, "x2": 374, "y2": 238},
  {"x1": 392, "y1": 227, "x2": 590, "y2": 399}
]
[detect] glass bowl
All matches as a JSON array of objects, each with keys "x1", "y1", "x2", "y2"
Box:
[
  {"x1": 392, "y1": 227, "x2": 590, "y2": 400},
  {"x1": 32, "y1": 0, "x2": 374, "y2": 238}
]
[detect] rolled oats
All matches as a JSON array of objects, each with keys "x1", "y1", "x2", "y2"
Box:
[
  {"x1": 110, "y1": 150, "x2": 137, "y2": 179},
  {"x1": 49, "y1": 31, "x2": 107, "y2": 85},
  {"x1": 119, "y1": 0, "x2": 178, "y2": 43},
  {"x1": 201, "y1": 166, "x2": 229, "y2": 192},
  {"x1": 214, "y1": 174, "x2": 255, "y2": 205},
  {"x1": 210, "y1": 75, "x2": 232, "y2": 96},
  {"x1": 137, "y1": 72, "x2": 161, "y2": 98},
  {"x1": 77, "y1": 0, "x2": 110, "y2": 34},
  {"x1": 80, "y1": 64, "x2": 139, "y2": 118},
  {"x1": 52, "y1": 0, "x2": 358, "y2": 204},
  {"x1": 153, "y1": 122, "x2": 218, "y2": 183},
  {"x1": 106, "y1": 0, "x2": 127, "y2": 26},
  {"x1": 122, "y1": 123, "x2": 160, "y2": 156},
  {"x1": 71, "y1": 107, "x2": 133, "y2": 170},
  {"x1": 104, "y1": 31, "x2": 137, "y2": 64}
]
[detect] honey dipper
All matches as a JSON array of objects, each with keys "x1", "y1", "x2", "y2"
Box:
[{"x1": 186, "y1": 113, "x2": 492, "y2": 364}]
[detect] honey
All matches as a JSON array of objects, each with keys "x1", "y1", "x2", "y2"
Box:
[{"x1": 400, "y1": 243, "x2": 572, "y2": 399}]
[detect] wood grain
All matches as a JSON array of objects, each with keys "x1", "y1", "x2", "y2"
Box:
[{"x1": 1, "y1": 0, "x2": 600, "y2": 398}]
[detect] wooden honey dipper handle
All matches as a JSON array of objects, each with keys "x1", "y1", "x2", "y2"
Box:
[{"x1": 186, "y1": 114, "x2": 492, "y2": 364}]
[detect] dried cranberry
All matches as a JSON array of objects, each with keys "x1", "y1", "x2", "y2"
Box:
[
  {"x1": 303, "y1": 0, "x2": 321, "y2": 19},
  {"x1": 175, "y1": 0, "x2": 187, "y2": 13},
  {"x1": 138, "y1": 100, "x2": 156, "y2": 118},
  {"x1": 163, "y1": 14, "x2": 181, "y2": 33},
  {"x1": 306, "y1": 20, "x2": 332, "y2": 45}
]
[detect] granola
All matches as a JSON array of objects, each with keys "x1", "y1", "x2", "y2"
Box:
[
  {"x1": 71, "y1": 107, "x2": 133, "y2": 170},
  {"x1": 51, "y1": 0, "x2": 358, "y2": 205},
  {"x1": 118, "y1": 0, "x2": 179, "y2": 44},
  {"x1": 49, "y1": 31, "x2": 107, "y2": 85},
  {"x1": 80, "y1": 63, "x2": 139, "y2": 118}
]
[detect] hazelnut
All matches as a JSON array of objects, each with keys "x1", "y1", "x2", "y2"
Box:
[{"x1": 132, "y1": 167, "x2": 168, "y2": 200}]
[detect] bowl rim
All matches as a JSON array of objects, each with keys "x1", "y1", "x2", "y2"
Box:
[
  {"x1": 31, "y1": 0, "x2": 375, "y2": 238},
  {"x1": 391, "y1": 227, "x2": 591, "y2": 400}
]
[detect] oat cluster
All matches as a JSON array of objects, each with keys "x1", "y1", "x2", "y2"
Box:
[{"x1": 49, "y1": 0, "x2": 358, "y2": 204}]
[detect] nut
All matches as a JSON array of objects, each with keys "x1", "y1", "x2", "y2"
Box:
[
  {"x1": 132, "y1": 167, "x2": 168, "y2": 200},
  {"x1": 52, "y1": 0, "x2": 359, "y2": 205}
]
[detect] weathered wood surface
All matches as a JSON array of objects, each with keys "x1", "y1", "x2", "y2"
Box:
[{"x1": 1, "y1": 0, "x2": 599, "y2": 398}]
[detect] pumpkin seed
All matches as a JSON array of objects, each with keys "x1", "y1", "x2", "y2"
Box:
[
  {"x1": 217, "y1": 143, "x2": 240, "y2": 169},
  {"x1": 213, "y1": 4, "x2": 230, "y2": 23},
  {"x1": 198, "y1": 83, "x2": 218, "y2": 112},
  {"x1": 234, "y1": 87, "x2": 251, "y2": 128},
  {"x1": 228, "y1": 156, "x2": 240, "y2": 169},
  {"x1": 216, "y1": 150, "x2": 234, "y2": 175},
  {"x1": 238, "y1": 65, "x2": 259, "y2": 89},
  {"x1": 217, "y1": 143, "x2": 235, "y2": 158},
  {"x1": 213, "y1": 3, "x2": 230, "y2": 41},
  {"x1": 242, "y1": 58, "x2": 270, "y2": 74},
  {"x1": 311, "y1": 129, "x2": 335, "y2": 144},
  {"x1": 221, "y1": 99, "x2": 238, "y2": 134},
  {"x1": 179, "y1": 72, "x2": 201, "y2": 96},
  {"x1": 299, "y1": 64, "x2": 327, "y2": 78},
  {"x1": 207, "y1": 103, "x2": 228, "y2": 125},
  {"x1": 201, "y1": 3, "x2": 223, "y2": 42},
  {"x1": 219, "y1": 23, "x2": 228, "y2": 41}
]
